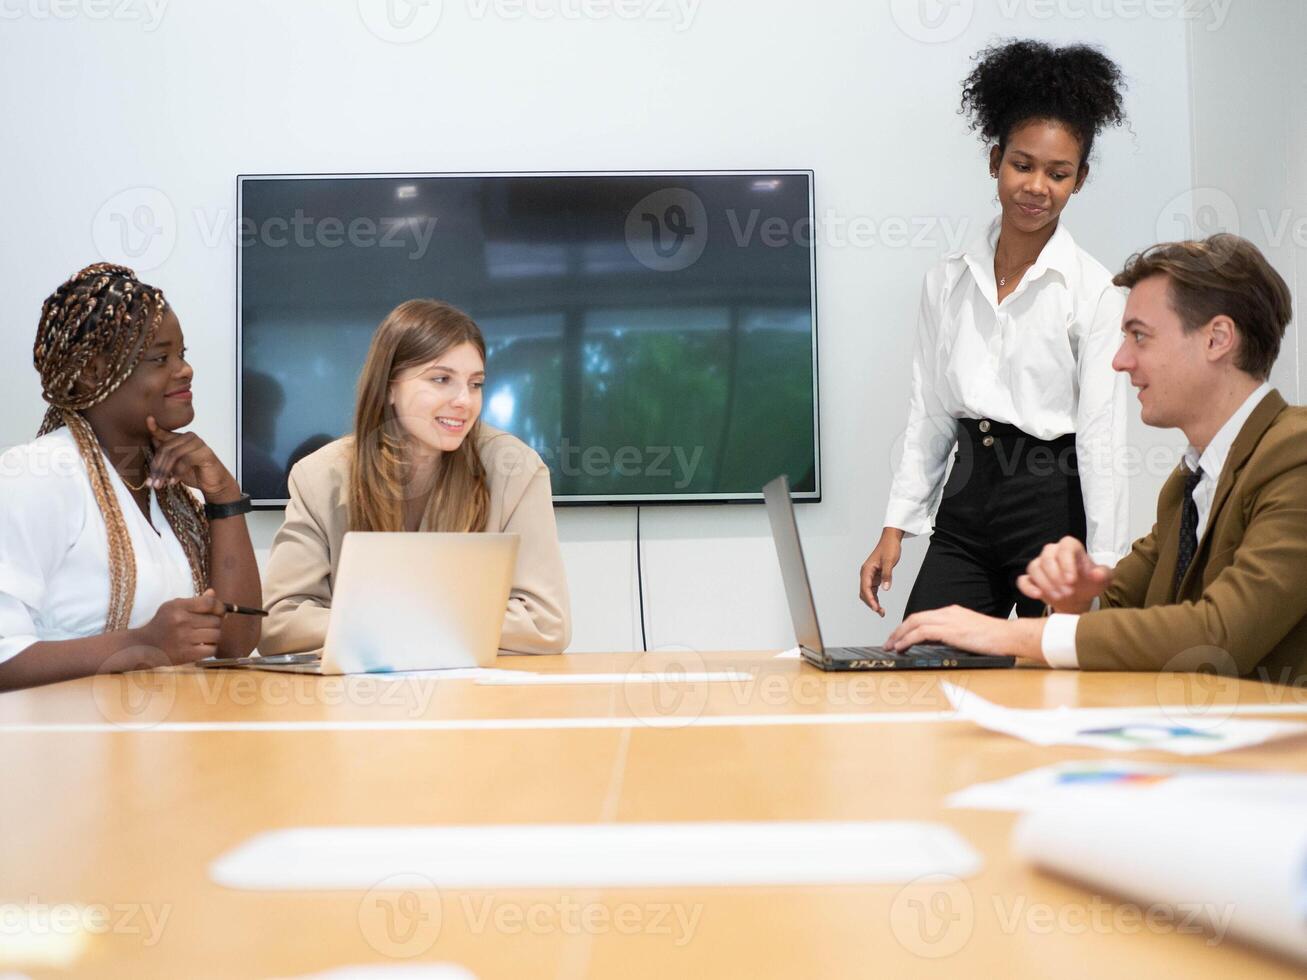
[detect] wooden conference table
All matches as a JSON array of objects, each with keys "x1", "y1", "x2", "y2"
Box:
[{"x1": 3, "y1": 651, "x2": 1307, "y2": 979}]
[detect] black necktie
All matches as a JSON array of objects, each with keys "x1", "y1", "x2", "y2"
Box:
[{"x1": 1174, "y1": 465, "x2": 1203, "y2": 593}]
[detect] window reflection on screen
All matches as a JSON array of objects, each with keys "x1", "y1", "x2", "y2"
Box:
[{"x1": 240, "y1": 173, "x2": 818, "y2": 502}]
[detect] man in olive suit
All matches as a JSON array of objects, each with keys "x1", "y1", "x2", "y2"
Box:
[{"x1": 886, "y1": 233, "x2": 1306, "y2": 684}]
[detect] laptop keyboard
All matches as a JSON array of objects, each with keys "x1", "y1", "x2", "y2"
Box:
[
  {"x1": 846, "y1": 642, "x2": 964, "y2": 658},
  {"x1": 816, "y1": 641, "x2": 1015, "y2": 669}
]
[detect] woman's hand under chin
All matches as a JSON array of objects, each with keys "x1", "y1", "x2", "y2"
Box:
[{"x1": 145, "y1": 416, "x2": 241, "y2": 503}]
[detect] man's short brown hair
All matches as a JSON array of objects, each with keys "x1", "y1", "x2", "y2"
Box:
[{"x1": 1113, "y1": 233, "x2": 1292, "y2": 380}]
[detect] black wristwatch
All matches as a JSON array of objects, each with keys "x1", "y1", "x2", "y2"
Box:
[{"x1": 204, "y1": 493, "x2": 253, "y2": 521}]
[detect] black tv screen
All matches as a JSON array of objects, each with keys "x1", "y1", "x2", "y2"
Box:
[{"x1": 238, "y1": 171, "x2": 819, "y2": 504}]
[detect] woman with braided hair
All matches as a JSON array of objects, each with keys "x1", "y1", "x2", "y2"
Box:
[
  {"x1": 0, "y1": 263, "x2": 261, "y2": 691},
  {"x1": 860, "y1": 39, "x2": 1133, "y2": 629}
]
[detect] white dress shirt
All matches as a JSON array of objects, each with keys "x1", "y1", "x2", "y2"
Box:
[
  {"x1": 0, "y1": 427, "x2": 198, "y2": 664},
  {"x1": 1042, "y1": 382, "x2": 1274, "y2": 668},
  {"x1": 884, "y1": 217, "x2": 1130, "y2": 566}
]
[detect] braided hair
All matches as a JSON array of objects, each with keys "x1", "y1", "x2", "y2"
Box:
[
  {"x1": 33, "y1": 263, "x2": 210, "y2": 632},
  {"x1": 960, "y1": 39, "x2": 1127, "y2": 165}
]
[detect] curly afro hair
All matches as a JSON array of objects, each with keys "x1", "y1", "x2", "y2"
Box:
[{"x1": 960, "y1": 39, "x2": 1126, "y2": 166}]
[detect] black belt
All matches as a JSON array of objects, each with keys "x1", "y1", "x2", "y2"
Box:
[
  {"x1": 954, "y1": 418, "x2": 1079, "y2": 479},
  {"x1": 957, "y1": 417, "x2": 1076, "y2": 450}
]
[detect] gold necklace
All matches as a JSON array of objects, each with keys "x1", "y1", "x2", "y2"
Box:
[
  {"x1": 114, "y1": 445, "x2": 154, "y2": 492},
  {"x1": 996, "y1": 257, "x2": 1036, "y2": 288}
]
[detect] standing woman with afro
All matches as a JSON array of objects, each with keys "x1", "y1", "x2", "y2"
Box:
[
  {"x1": 860, "y1": 40, "x2": 1131, "y2": 622},
  {"x1": 0, "y1": 264, "x2": 262, "y2": 691}
]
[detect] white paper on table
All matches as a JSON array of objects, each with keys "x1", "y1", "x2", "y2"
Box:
[
  {"x1": 0, "y1": 920, "x2": 87, "y2": 968},
  {"x1": 347, "y1": 668, "x2": 514, "y2": 681},
  {"x1": 774, "y1": 647, "x2": 800, "y2": 660},
  {"x1": 941, "y1": 681, "x2": 1307, "y2": 755},
  {"x1": 274, "y1": 968, "x2": 476, "y2": 980},
  {"x1": 475, "y1": 671, "x2": 751, "y2": 686},
  {"x1": 1014, "y1": 788, "x2": 1307, "y2": 963},
  {"x1": 948, "y1": 760, "x2": 1307, "y2": 812},
  {"x1": 212, "y1": 821, "x2": 981, "y2": 890}
]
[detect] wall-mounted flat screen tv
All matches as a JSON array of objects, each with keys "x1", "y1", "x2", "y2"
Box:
[{"x1": 238, "y1": 171, "x2": 819, "y2": 505}]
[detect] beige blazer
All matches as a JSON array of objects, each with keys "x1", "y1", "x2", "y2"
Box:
[
  {"x1": 260, "y1": 425, "x2": 571, "y2": 656},
  {"x1": 1077, "y1": 390, "x2": 1307, "y2": 682}
]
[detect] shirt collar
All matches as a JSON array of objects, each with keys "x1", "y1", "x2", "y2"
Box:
[
  {"x1": 953, "y1": 216, "x2": 1080, "y2": 294},
  {"x1": 1183, "y1": 381, "x2": 1274, "y2": 479}
]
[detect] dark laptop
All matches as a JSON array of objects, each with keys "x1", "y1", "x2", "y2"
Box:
[{"x1": 762, "y1": 476, "x2": 1016, "y2": 671}]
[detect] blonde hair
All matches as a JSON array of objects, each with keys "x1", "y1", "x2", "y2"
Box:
[
  {"x1": 34, "y1": 263, "x2": 209, "y2": 631},
  {"x1": 348, "y1": 299, "x2": 490, "y2": 533}
]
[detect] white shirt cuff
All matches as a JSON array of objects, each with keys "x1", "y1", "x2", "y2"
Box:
[
  {"x1": 0, "y1": 634, "x2": 39, "y2": 665},
  {"x1": 1041, "y1": 614, "x2": 1081, "y2": 669},
  {"x1": 0, "y1": 590, "x2": 42, "y2": 664},
  {"x1": 882, "y1": 502, "x2": 933, "y2": 539}
]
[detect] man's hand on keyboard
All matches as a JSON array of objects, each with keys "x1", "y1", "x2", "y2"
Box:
[{"x1": 884, "y1": 605, "x2": 1048, "y2": 663}]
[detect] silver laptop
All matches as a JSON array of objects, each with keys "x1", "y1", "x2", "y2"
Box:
[
  {"x1": 202, "y1": 531, "x2": 519, "y2": 674},
  {"x1": 762, "y1": 476, "x2": 1014, "y2": 671}
]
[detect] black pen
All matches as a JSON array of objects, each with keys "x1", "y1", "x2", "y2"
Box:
[{"x1": 222, "y1": 602, "x2": 269, "y2": 617}]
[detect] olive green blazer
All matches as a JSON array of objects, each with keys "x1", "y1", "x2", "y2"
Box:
[
  {"x1": 260, "y1": 425, "x2": 571, "y2": 657},
  {"x1": 1077, "y1": 390, "x2": 1307, "y2": 683}
]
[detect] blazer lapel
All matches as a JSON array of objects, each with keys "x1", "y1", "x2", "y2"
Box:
[{"x1": 1176, "y1": 390, "x2": 1287, "y2": 597}]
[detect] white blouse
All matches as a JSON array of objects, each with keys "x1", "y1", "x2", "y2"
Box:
[
  {"x1": 0, "y1": 427, "x2": 197, "y2": 664},
  {"x1": 883, "y1": 217, "x2": 1130, "y2": 565}
]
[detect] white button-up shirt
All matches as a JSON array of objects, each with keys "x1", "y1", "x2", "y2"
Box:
[
  {"x1": 0, "y1": 427, "x2": 198, "y2": 664},
  {"x1": 884, "y1": 217, "x2": 1130, "y2": 566},
  {"x1": 1042, "y1": 382, "x2": 1274, "y2": 669}
]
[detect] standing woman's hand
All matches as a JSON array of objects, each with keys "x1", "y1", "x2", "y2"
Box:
[
  {"x1": 860, "y1": 527, "x2": 905, "y2": 617},
  {"x1": 145, "y1": 416, "x2": 241, "y2": 502}
]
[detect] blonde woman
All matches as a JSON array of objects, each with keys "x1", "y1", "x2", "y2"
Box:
[
  {"x1": 0, "y1": 264, "x2": 261, "y2": 691},
  {"x1": 261, "y1": 299, "x2": 571, "y2": 655}
]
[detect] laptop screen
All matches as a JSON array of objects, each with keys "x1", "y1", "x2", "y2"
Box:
[{"x1": 761, "y1": 476, "x2": 826, "y2": 656}]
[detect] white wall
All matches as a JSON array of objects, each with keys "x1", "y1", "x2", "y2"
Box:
[
  {"x1": 0, "y1": 0, "x2": 1204, "y2": 652},
  {"x1": 1186, "y1": 0, "x2": 1304, "y2": 401}
]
